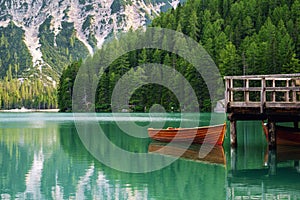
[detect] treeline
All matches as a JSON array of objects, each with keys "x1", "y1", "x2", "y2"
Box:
[
  {"x1": 0, "y1": 74, "x2": 57, "y2": 110},
  {"x1": 58, "y1": 0, "x2": 300, "y2": 112},
  {"x1": 59, "y1": 42, "x2": 212, "y2": 112}
]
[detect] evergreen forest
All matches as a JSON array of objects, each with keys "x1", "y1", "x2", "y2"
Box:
[
  {"x1": 0, "y1": 77, "x2": 57, "y2": 110},
  {"x1": 36, "y1": 0, "x2": 300, "y2": 111}
]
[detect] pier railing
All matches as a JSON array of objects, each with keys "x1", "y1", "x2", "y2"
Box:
[{"x1": 225, "y1": 74, "x2": 300, "y2": 113}]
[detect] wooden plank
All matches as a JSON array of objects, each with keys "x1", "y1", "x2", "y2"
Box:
[
  {"x1": 229, "y1": 87, "x2": 262, "y2": 92},
  {"x1": 272, "y1": 79, "x2": 276, "y2": 102},
  {"x1": 292, "y1": 80, "x2": 297, "y2": 102},
  {"x1": 265, "y1": 102, "x2": 300, "y2": 108},
  {"x1": 230, "y1": 102, "x2": 261, "y2": 107},
  {"x1": 265, "y1": 87, "x2": 300, "y2": 91},
  {"x1": 225, "y1": 79, "x2": 229, "y2": 104},
  {"x1": 245, "y1": 79, "x2": 249, "y2": 102},
  {"x1": 229, "y1": 102, "x2": 300, "y2": 108},
  {"x1": 229, "y1": 87, "x2": 300, "y2": 92},
  {"x1": 285, "y1": 79, "x2": 289, "y2": 102},
  {"x1": 230, "y1": 79, "x2": 233, "y2": 102},
  {"x1": 265, "y1": 77, "x2": 293, "y2": 81},
  {"x1": 224, "y1": 73, "x2": 300, "y2": 80},
  {"x1": 261, "y1": 78, "x2": 266, "y2": 113}
]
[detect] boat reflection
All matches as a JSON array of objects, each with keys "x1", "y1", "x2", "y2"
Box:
[
  {"x1": 263, "y1": 123, "x2": 300, "y2": 146},
  {"x1": 148, "y1": 141, "x2": 226, "y2": 166},
  {"x1": 266, "y1": 145, "x2": 300, "y2": 163}
]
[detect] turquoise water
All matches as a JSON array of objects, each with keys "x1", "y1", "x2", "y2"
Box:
[{"x1": 0, "y1": 113, "x2": 299, "y2": 199}]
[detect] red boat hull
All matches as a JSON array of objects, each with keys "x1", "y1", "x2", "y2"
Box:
[
  {"x1": 148, "y1": 123, "x2": 226, "y2": 145},
  {"x1": 263, "y1": 124, "x2": 300, "y2": 145}
]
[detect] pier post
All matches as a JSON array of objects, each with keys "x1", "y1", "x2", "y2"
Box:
[
  {"x1": 230, "y1": 147, "x2": 237, "y2": 172},
  {"x1": 268, "y1": 148, "x2": 277, "y2": 175},
  {"x1": 268, "y1": 121, "x2": 276, "y2": 149},
  {"x1": 230, "y1": 120, "x2": 237, "y2": 147},
  {"x1": 294, "y1": 121, "x2": 299, "y2": 129}
]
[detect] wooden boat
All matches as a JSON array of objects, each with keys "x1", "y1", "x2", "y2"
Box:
[
  {"x1": 265, "y1": 145, "x2": 300, "y2": 163},
  {"x1": 263, "y1": 123, "x2": 300, "y2": 145},
  {"x1": 148, "y1": 123, "x2": 226, "y2": 145},
  {"x1": 148, "y1": 142, "x2": 226, "y2": 165}
]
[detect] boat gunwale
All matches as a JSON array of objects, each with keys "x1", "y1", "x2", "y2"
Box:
[
  {"x1": 147, "y1": 123, "x2": 225, "y2": 131},
  {"x1": 148, "y1": 123, "x2": 226, "y2": 145}
]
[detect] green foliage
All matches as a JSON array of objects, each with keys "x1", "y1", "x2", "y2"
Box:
[
  {"x1": 0, "y1": 20, "x2": 64, "y2": 110},
  {"x1": 0, "y1": 77, "x2": 57, "y2": 110},
  {"x1": 57, "y1": 60, "x2": 82, "y2": 112},
  {"x1": 58, "y1": 0, "x2": 300, "y2": 112},
  {"x1": 0, "y1": 22, "x2": 33, "y2": 79},
  {"x1": 154, "y1": 0, "x2": 300, "y2": 76}
]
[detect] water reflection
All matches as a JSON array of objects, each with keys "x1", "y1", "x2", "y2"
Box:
[
  {"x1": 148, "y1": 142, "x2": 226, "y2": 166},
  {"x1": 0, "y1": 114, "x2": 299, "y2": 199},
  {"x1": 227, "y1": 121, "x2": 300, "y2": 199},
  {"x1": 59, "y1": 122, "x2": 226, "y2": 199},
  {"x1": 227, "y1": 163, "x2": 300, "y2": 199}
]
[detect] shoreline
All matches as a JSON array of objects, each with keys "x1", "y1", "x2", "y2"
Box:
[{"x1": 0, "y1": 107, "x2": 59, "y2": 113}]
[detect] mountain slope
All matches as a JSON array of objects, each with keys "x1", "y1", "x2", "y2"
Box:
[{"x1": 0, "y1": 0, "x2": 182, "y2": 82}]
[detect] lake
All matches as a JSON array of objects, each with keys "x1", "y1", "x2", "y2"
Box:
[{"x1": 0, "y1": 113, "x2": 299, "y2": 199}]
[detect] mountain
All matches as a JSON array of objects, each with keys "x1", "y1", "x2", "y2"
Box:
[{"x1": 0, "y1": 0, "x2": 183, "y2": 84}]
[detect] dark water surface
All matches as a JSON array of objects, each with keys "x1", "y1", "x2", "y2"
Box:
[{"x1": 0, "y1": 113, "x2": 299, "y2": 199}]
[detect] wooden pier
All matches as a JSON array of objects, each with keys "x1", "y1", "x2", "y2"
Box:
[{"x1": 225, "y1": 73, "x2": 300, "y2": 148}]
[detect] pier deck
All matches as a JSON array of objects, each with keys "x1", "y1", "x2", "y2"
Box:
[{"x1": 225, "y1": 74, "x2": 300, "y2": 147}]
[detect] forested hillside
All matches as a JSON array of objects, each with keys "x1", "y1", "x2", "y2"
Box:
[
  {"x1": 59, "y1": 0, "x2": 300, "y2": 112},
  {"x1": 0, "y1": 22, "x2": 33, "y2": 79},
  {"x1": 0, "y1": 22, "x2": 58, "y2": 109},
  {"x1": 151, "y1": 0, "x2": 300, "y2": 75},
  {"x1": 0, "y1": 18, "x2": 85, "y2": 109}
]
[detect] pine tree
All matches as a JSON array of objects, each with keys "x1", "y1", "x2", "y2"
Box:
[
  {"x1": 276, "y1": 19, "x2": 295, "y2": 72},
  {"x1": 187, "y1": 10, "x2": 199, "y2": 40},
  {"x1": 291, "y1": 0, "x2": 300, "y2": 58},
  {"x1": 218, "y1": 42, "x2": 240, "y2": 76},
  {"x1": 257, "y1": 17, "x2": 277, "y2": 73},
  {"x1": 138, "y1": 48, "x2": 149, "y2": 65}
]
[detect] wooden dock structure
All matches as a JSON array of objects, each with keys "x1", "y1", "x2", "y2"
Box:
[{"x1": 225, "y1": 73, "x2": 300, "y2": 148}]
